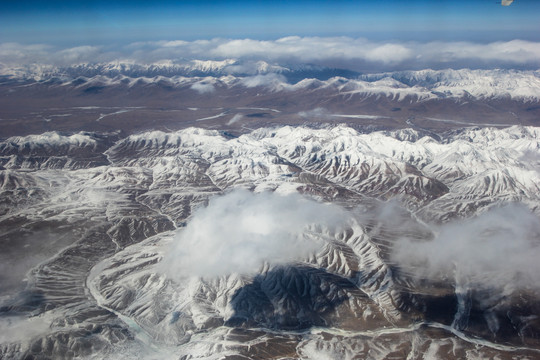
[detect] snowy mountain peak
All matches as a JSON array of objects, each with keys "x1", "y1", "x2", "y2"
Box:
[{"x1": 3, "y1": 131, "x2": 98, "y2": 148}]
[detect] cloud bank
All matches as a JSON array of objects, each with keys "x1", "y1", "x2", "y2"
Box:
[
  {"x1": 2, "y1": 37, "x2": 540, "y2": 72},
  {"x1": 392, "y1": 204, "x2": 540, "y2": 293},
  {"x1": 161, "y1": 189, "x2": 347, "y2": 278}
]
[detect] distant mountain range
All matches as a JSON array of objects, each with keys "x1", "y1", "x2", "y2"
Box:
[
  {"x1": 0, "y1": 60, "x2": 360, "y2": 83},
  {"x1": 2, "y1": 60, "x2": 539, "y2": 103}
]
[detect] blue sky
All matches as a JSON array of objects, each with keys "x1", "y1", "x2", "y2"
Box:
[{"x1": 1, "y1": 0, "x2": 539, "y2": 45}]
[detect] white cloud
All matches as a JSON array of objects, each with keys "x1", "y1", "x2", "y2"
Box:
[
  {"x1": 160, "y1": 189, "x2": 347, "y2": 278},
  {"x1": 2, "y1": 37, "x2": 540, "y2": 71},
  {"x1": 55, "y1": 45, "x2": 102, "y2": 65},
  {"x1": 160, "y1": 40, "x2": 189, "y2": 48},
  {"x1": 365, "y1": 43, "x2": 414, "y2": 64},
  {"x1": 190, "y1": 81, "x2": 215, "y2": 94},
  {"x1": 392, "y1": 203, "x2": 540, "y2": 293},
  {"x1": 298, "y1": 108, "x2": 333, "y2": 120},
  {"x1": 0, "y1": 42, "x2": 51, "y2": 64},
  {"x1": 239, "y1": 73, "x2": 288, "y2": 90},
  {"x1": 158, "y1": 188, "x2": 540, "y2": 296},
  {"x1": 227, "y1": 114, "x2": 243, "y2": 125},
  {"x1": 0, "y1": 315, "x2": 52, "y2": 344}
]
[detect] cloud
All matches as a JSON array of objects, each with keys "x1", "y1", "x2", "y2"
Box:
[
  {"x1": 519, "y1": 149, "x2": 540, "y2": 173},
  {"x1": 190, "y1": 81, "x2": 215, "y2": 94},
  {"x1": 55, "y1": 45, "x2": 103, "y2": 65},
  {"x1": 239, "y1": 73, "x2": 288, "y2": 90},
  {"x1": 365, "y1": 43, "x2": 414, "y2": 63},
  {"x1": 0, "y1": 42, "x2": 52, "y2": 64},
  {"x1": 391, "y1": 203, "x2": 540, "y2": 293},
  {"x1": 0, "y1": 315, "x2": 52, "y2": 344},
  {"x1": 160, "y1": 188, "x2": 540, "y2": 292},
  {"x1": 0, "y1": 43, "x2": 118, "y2": 67},
  {"x1": 2, "y1": 37, "x2": 540, "y2": 72},
  {"x1": 160, "y1": 189, "x2": 347, "y2": 278},
  {"x1": 206, "y1": 37, "x2": 540, "y2": 71},
  {"x1": 227, "y1": 114, "x2": 243, "y2": 125},
  {"x1": 298, "y1": 108, "x2": 333, "y2": 121}
]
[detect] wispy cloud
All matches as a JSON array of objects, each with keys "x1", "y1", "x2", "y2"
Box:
[
  {"x1": 2, "y1": 37, "x2": 540, "y2": 71},
  {"x1": 0, "y1": 43, "x2": 115, "y2": 66},
  {"x1": 160, "y1": 188, "x2": 540, "y2": 295},
  {"x1": 227, "y1": 114, "x2": 243, "y2": 125},
  {"x1": 55, "y1": 45, "x2": 104, "y2": 65},
  {"x1": 190, "y1": 81, "x2": 215, "y2": 94},
  {"x1": 0, "y1": 315, "x2": 53, "y2": 344},
  {"x1": 298, "y1": 108, "x2": 333, "y2": 121},
  {"x1": 239, "y1": 73, "x2": 288, "y2": 90},
  {"x1": 392, "y1": 203, "x2": 540, "y2": 293}
]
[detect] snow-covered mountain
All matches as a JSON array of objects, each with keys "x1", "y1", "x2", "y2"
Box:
[
  {"x1": 361, "y1": 68, "x2": 540, "y2": 102},
  {"x1": 0, "y1": 60, "x2": 353, "y2": 82},
  {"x1": 1, "y1": 125, "x2": 539, "y2": 359},
  {"x1": 2, "y1": 61, "x2": 539, "y2": 102}
]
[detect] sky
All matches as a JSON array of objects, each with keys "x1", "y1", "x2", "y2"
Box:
[{"x1": 1, "y1": 0, "x2": 539, "y2": 45}]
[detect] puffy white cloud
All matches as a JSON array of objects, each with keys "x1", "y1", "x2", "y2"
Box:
[
  {"x1": 159, "y1": 185, "x2": 540, "y2": 295},
  {"x1": 365, "y1": 43, "x2": 414, "y2": 64},
  {"x1": 55, "y1": 45, "x2": 103, "y2": 65},
  {"x1": 411, "y1": 39, "x2": 540, "y2": 68},
  {"x1": 160, "y1": 189, "x2": 347, "y2": 278},
  {"x1": 207, "y1": 37, "x2": 540, "y2": 70},
  {"x1": 239, "y1": 73, "x2": 288, "y2": 90},
  {"x1": 0, "y1": 43, "x2": 118, "y2": 66},
  {"x1": 0, "y1": 42, "x2": 52, "y2": 64},
  {"x1": 190, "y1": 81, "x2": 215, "y2": 94},
  {"x1": 2, "y1": 37, "x2": 540, "y2": 71},
  {"x1": 210, "y1": 37, "x2": 413, "y2": 65}
]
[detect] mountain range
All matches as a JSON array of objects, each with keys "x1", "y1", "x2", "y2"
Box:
[
  {"x1": 1, "y1": 60, "x2": 539, "y2": 139},
  {"x1": 1, "y1": 125, "x2": 539, "y2": 359}
]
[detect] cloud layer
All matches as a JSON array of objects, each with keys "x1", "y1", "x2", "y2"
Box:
[
  {"x1": 161, "y1": 189, "x2": 346, "y2": 278},
  {"x1": 392, "y1": 204, "x2": 540, "y2": 293},
  {"x1": 2, "y1": 37, "x2": 540, "y2": 72}
]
